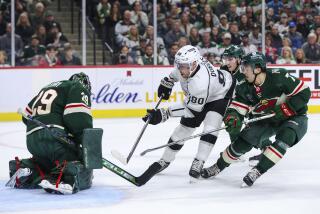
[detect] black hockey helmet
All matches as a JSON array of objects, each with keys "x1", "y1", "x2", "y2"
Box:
[{"x1": 69, "y1": 72, "x2": 91, "y2": 92}]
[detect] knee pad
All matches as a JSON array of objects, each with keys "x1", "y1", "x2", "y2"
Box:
[
  {"x1": 171, "y1": 124, "x2": 195, "y2": 141},
  {"x1": 276, "y1": 127, "x2": 297, "y2": 147},
  {"x1": 200, "y1": 134, "x2": 217, "y2": 145}
]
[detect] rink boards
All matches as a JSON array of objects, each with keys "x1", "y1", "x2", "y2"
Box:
[{"x1": 0, "y1": 65, "x2": 319, "y2": 121}]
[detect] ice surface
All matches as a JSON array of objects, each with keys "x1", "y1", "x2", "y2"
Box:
[{"x1": 1, "y1": 115, "x2": 320, "y2": 214}]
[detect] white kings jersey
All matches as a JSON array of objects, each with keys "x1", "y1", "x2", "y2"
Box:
[{"x1": 168, "y1": 59, "x2": 233, "y2": 118}]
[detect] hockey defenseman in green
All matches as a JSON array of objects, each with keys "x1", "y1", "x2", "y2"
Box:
[
  {"x1": 201, "y1": 52, "x2": 310, "y2": 187},
  {"x1": 7, "y1": 72, "x2": 96, "y2": 194}
]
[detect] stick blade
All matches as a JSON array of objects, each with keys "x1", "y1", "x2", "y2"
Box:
[{"x1": 111, "y1": 150, "x2": 128, "y2": 165}]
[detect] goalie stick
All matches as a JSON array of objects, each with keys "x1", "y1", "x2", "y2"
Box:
[
  {"x1": 111, "y1": 96, "x2": 163, "y2": 165},
  {"x1": 140, "y1": 113, "x2": 275, "y2": 156},
  {"x1": 17, "y1": 108, "x2": 142, "y2": 187}
]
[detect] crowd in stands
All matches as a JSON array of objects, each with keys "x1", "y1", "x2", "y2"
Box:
[
  {"x1": 87, "y1": 0, "x2": 320, "y2": 65},
  {"x1": 1, "y1": 0, "x2": 320, "y2": 66},
  {"x1": 0, "y1": 0, "x2": 81, "y2": 66}
]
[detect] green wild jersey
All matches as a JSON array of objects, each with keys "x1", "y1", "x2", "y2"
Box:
[
  {"x1": 23, "y1": 80, "x2": 93, "y2": 144},
  {"x1": 228, "y1": 68, "x2": 311, "y2": 117}
]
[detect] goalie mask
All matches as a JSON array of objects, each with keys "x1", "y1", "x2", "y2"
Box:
[
  {"x1": 174, "y1": 45, "x2": 201, "y2": 78},
  {"x1": 69, "y1": 72, "x2": 92, "y2": 92}
]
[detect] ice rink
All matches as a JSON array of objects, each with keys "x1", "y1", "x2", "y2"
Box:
[{"x1": 0, "y1": 115, "x2": 319, "y2": 214}]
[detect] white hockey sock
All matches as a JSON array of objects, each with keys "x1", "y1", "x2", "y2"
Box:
[
  {"x1": 161, "y1": 147, "x2": 178, "y2": 162},
  {"x1": 195, "y1": 141, "x2": 215, "y2": 162}
]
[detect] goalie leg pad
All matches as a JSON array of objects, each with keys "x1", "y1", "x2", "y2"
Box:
[{"x1": 81, "y1": 128, "x2": 103, "y2": 169}]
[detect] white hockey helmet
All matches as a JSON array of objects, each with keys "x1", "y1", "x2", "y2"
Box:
[{"x1": 174, "y1": 45, "x2": 201, "y2": 72}]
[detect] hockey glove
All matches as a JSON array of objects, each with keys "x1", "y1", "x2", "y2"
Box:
[
  {"x1": 158, "y1": 77, "x2": 174, "y2": 100},
  {"x1": 142, "y1": 108, "x2": 170, "y2": 125},
  {"x1": 223, "y1": 111, "x2": 243, "y2": 141},
  {"x1": 268, "y1": 103, "x2": 296, "y2": 122}
]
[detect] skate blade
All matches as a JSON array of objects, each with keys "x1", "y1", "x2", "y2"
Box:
[{"x1": 189, "y1": 176, "x2": 199, "y2": 184}]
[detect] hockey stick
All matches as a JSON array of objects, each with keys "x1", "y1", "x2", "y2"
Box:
[
  {"x1": 17, "y1": 108, "x2": 142, "y2": 187},
  {"x1": 111, "y1": 96, "x2": 163, "y2": 165},
  {"x1": 140, "y1": 113, "x2": 275, "y2": 156}
]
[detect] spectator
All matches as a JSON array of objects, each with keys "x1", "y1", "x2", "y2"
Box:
[
  {"x1": 302, "y1": 32, "x2": 320, "y2": 63},
  {"x1": 44, "y1": 11, "x2": 62, "y2": 32},
  {"x1": 249, "y1": 24, "x2": 262, "y2": 49},
  {"x1": 45, "y1": 24, "x2": 68, "y2": 47},
  {"x1": 164, "y1": 20, "x2": 186, "y2": 48},
  {"x1": 114, "y1": 45, "x2": 135, "y2": 64},
  {"x1": 167, "y1": 42, "x2": 179, "y2": 65},
  {"x1": 34, "y1": 24, "x2": 47, "y2": 46},
  {"x1": 16, "y1": 12, "x2": 34, "y2": 45},
  {"x1": 280, "y1": 37, "x2": 296, "y2": 55},
  {"x1": 267, "y1": 0, "x2": 284, "y2": 16},
  {"x1": 143, "y1": 25, "x2": 167, "y2": 56},
  {"x1": 271, "y1": 24, "x2": 283, "y2": 50},
  {"x1": 122, "y1": 25, "x2": 140, "y2": 52},
  {"x1": 137, "y1": 44, "x2": 169, "y2": 65},
  {"x1": 38, "y1": 44, "x2": 61, "y2": 67},
  {"x1": 197, "y1": 31, "x2": 218, "y2": 56},
  {"x1": 218, "y1": 14, "x2": 229, "y2": 33},
  {"x1": 96, "y1": 0, "x2": 111, "y2": 25},
  {"x1": 197, "y1": 12, "x2": 215, "y2": 36},
  {"x1": 0, "y1": 23, "x2": 24, "y2": 61},
  {"x1": 189, "y1": 27, "x2": 200, "y2": 46},
  {"x1": 239, "y1": 14, "x2": 252, "y2": 32},
  {"x1": 0, "y1": 50, "x2": 9, "y2": 66},
  {"x1": 266, "y1": 7, "x2": 279, "y2": 24},
  {"x1": 180, "y1": 12, "x2": 193, "y2": 36},
  {"x1": 158, "y1": 15, "x2": 173, "y2": 38},
  {"x1": 316, "y1": 25, "x2": 320, "y2": 43},
  {"x1": 276, "y1": 46, "x2": 296, "y2": 64},
  {"x1": 177, "y1": 36, "x2": 189, "y2": 48},
  {"x1": 215, "y1": 0, "x2": 230, "y2": 17},
  {"x1": 229, "y1": 22, "x2": 241, "y2": 45},
  {"x1": 168, "y1": 4, "x2": 180, "y2": 20},
  {"x1": 295, "y1": 48, "x2": 306, "y2": 64},
  {"x1": 130, "y1": 0, "x2": 149, "y2": 33},
  {"x1": 265, "y1": 34, "x2": 278, "y2": 63},
  {"x1": 137, "y1": 37, "x2": 147, "y2": 58},
  {"x1": 115, "y1": 10, "x2": 134, "y2": 46},
  {"x1": 240, "y1": 32, "x2": 257, "y2": 55},
  {"x1": 189, "y1": 4, "x2": 201, "y2": 24},
  {"x1": 104, "y1": 2, "x2": 121, "y2": 46},
  {"x1": 30, "y1": 2, "x2": 46, "y2": 30},
  {"x1": 60, "y1": 45, "x2": 82, "y2": 65},
  {"x1": 250, "y1": 0, "x2": 262, "y2": 14},
  {"x1": 217, "y1": 32, "x2": 232, "y2": 56},
  {"x1": 211, "y1": 26, "x2": 222, "y2": 44},
  {"x1": 278, "y1": 12, "x2": 289, "y2": 36},
  {"x1": 201, "y1": 4, "x2": 220, "y2": 26},
  {"x1": 288, "y1": 21, "x2": 304, "y2": 50},
  {"x1": 226, "y1": 3, "x2": 239, "y2": 23},
  {"x1": 0, "y1": 11, "x2": 8, "y2": 36},
  {"x1": 22, "y1": 35, "x2": 46, "y2": 59},
  {"x1": 296, "y1": 15, "x2": 310, "y2": 38},
  {"x1": 156, "y1": 3, "x2": 166, "y2": 25}
]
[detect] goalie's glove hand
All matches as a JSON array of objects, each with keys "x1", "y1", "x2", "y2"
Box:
[
  {"x1": 142, "y1": 108, "x2": 170, "y2": 125},
  {"x1": 267, "y1": 103, "x2": 296, "y2": 122},
  {"x1": 158, "y1": 77, "x2": 174, "y2": 100},
  {"x1": 223, "y1": 111, "x2": 242, "y2": 141}
]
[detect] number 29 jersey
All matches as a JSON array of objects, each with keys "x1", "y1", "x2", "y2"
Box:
[
  {"x1": 169, "y1": 60, "x2": 234, "y2": 116},
  {"x1": 23, "y1": 80, "x2": 93, "y2": 143}
]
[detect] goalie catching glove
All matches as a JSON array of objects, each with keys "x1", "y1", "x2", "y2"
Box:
[
  {"x1": 158, "y1": 77, "x2": 174, "y2": 100},
  {"x1": 142, "y1": 108, "x2": 170, "y2": 125}
]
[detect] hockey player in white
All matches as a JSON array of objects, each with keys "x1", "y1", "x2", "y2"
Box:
[{"x1": 137, "y1": 45, "x2": 235, "y2": 185}]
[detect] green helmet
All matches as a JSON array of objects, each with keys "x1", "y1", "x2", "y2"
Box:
[
  {"x1": 69, "y1": 72, "x2": 91, "y2": 92},
  {"x1": 241, "y1": 52, "x2": 266, "y2": 71},
  {"x1": 222, "y1": 45, "x2": 244, "y2": 59}
]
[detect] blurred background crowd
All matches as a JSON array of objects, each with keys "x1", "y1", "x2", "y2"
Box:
[{"x1": 1, "y1": 0, "x2": 320, "y2": 67}]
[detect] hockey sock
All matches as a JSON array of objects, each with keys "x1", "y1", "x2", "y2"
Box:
[
  {"x1": 195, "y1": 140, "x2": 215, "y2": 161},
  {"x1": 218, "y1": 138, "x2": 253, "y2": 170},
  {"x1": 256, "y1": 140, "x2": 288, "y2": 174}
]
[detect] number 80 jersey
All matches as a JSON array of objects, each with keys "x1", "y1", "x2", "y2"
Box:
[
  {"x1": 169, "y1": 60, "x2": 234, "y2": 115},
  {"x1": 23, "y1": 80, "x2": 93, "y2": 144}
]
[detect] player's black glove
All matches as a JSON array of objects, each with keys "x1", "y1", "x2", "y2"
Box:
[
  {"x1": 158, "y1": 77, "x2": 174, "y2": 100},
  {"x1": 142, "y1": 108, "x2": 170, "y2": 125}
]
